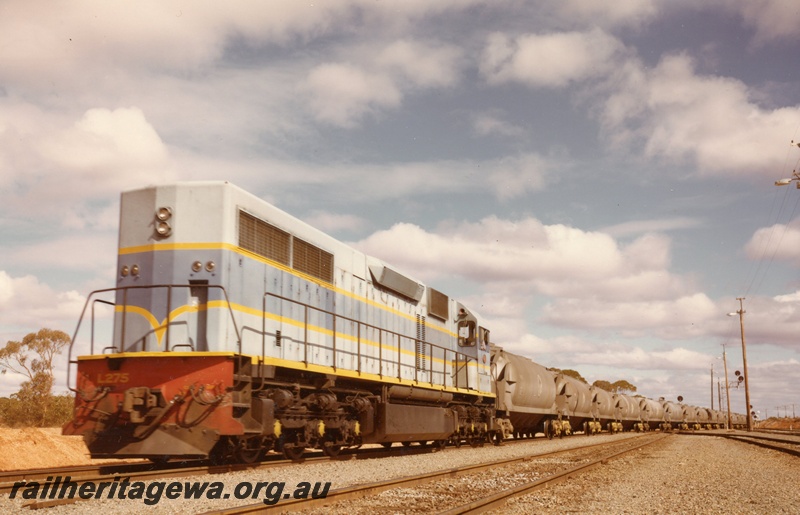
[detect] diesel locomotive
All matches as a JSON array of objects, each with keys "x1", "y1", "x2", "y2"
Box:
[{"x1": 63, "y1": 182, "x2": 737, "y2": 463}]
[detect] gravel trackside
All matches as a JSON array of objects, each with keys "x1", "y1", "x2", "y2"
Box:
[
  {"x1": 2, "y1": 433, "x2": 797, "y2": 514},
  {"x1": 498, "y1": 434, "x2": 800, "y2": 514}
]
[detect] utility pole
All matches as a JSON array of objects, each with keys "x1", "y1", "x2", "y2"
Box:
[
  {"x1": 728, "y1": 298, "x2": 753, "y2": 432},
  {"x1": 710, "y1": 363, "x2": 714, "y2": 410},
  {"x1": 722, "y1": 344, "x2": 732, "y2": 430},
  {"x1": 736, "y1": 298, "x2": 753, "y2": 432}
]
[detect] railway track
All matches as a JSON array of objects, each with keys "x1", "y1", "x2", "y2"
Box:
[
  {"x1": 0, "y1": 431, "x2": 601, "y2": 498},
  {"x1": 198, "y1": 432, "x2": 669, "y2": 514},
  {"x1": 2, "y1": 439, "x2": 492, "y2": 508},
  {"x1": 684, "y1": 429, "x2": 800, "y2": 458}
]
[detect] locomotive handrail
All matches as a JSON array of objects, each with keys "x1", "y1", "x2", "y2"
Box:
[
  {"x1": 261, "y1": 291, "x2": 475, "y2": 391},
  {"x1": 66, "y1": 284, "x2": 241, "y2": 393}
]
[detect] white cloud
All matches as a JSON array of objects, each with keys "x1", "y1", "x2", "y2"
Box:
[
  {"x1": 471, "y1": 111, "x2": 527, "y2": 139},
  {"x1": 555, "y1": 0, "x2": 658, "y2": 29},
  {"x1": 0, "y1": 107, "x2": 174, "y2": 225},
  {"x1": 0, "y1": 271, "x2": 85, "y2": 332},
  {"x1": 542, "y1": 293, "x2": 717, "y2": 337},
  {"x1": 600, "y1": 53, "x2": 800, "y2": 176},
  {"x1": 721, "y1": 0, "x2": 800, "y2": 46},
  {"x1": 377, "y1": 39, "x2": 462, "y2": 89},
  {"x1": 0, "y1": 2, "x2": 363, "y2": 88},
  {"x1": 303, "y1": 39, "x2": 463, "y2": 127},
  {"x1": 745, "y1": 219, "x2": 800, "y2": 267},
  {"x1": 39, "y1": 107, "x2": 169, "y2": 178},
  {"x1": 6, "y1": 233, "x2": 117, "y2": 272},
  {"x1": 303, "y1": 63, "x2": 402, "y2": 127},
  {"x1": 303, "y1": 211, "x2": 368, "y2": 234},
  {"x1": 353, "y1": 214, "x2": 705, "y2": 335},
  {"x1": 480, "y1": 29, "x2": 626, "y2": 88},
  {"x1": 603, "y1": 217, "x2": 702, "y2": 237}
]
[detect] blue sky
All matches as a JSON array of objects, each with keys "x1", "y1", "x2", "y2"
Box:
[{"x1": 1, "y1": 1, "x2": 799, "y2": 419}]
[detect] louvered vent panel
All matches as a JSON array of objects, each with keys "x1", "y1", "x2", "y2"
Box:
[
  {"x1": 293, "y1": 237, "x2": 334, "y2": 283},
  {"x1": 238, "y1": 210, "x2": 290, "y2": 265},
  {"x1": 428, "y1": 287, "x2": 449, "y2": 321}
]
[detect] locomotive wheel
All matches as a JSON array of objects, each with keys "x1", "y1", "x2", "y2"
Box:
[
  {"x1": 435, "y1": 439, "x2": 447, "y2": 450},
  {"x1": 417, "y1": 440, "x2": 428, "y2": 447},
  {"x1": 402, "y1": 441, "x2": 412, "y2": 447},
  {"x1": 235, "y1": 437, "x2": 264, "y2": 464},
  {"x1": 283, "y1": 445, "x2": 305, "y2": 461},
  {"x1": 452, "y1": 437, "x2": 462, "y2": 448},
  {"x1": 381, "y1": 442, "x2": 393, "y2": 449},
  {"x1": 236, "y1": 446, "x2": 262, "y2": 464},
  {"x1": 322, "y1": 442, "x2": 342, "y2": 458}
]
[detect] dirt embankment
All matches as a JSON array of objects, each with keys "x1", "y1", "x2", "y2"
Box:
[
  {"x1": 757, "y1": 417, "x2": 799, "y2": 430},
  {"x1": 0, "y1": 427, "x2": 119, "y2": 471}
]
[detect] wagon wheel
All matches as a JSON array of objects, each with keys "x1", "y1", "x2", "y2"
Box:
[
  {"x1": 282, "y1": 444, "x2": 305, "y2": 461},
  {"x1": 434, "y1": 439, "x2": 447, "y2": 450},
  {"x1": 452, "y1": 437, "x2": 462, "y2": 448},
  {"x1": 544, "y1": 420, "x2": 553, "y2": 440}
]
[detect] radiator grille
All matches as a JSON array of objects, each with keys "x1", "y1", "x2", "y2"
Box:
[
  {"x1": 239, "y1": 211, "x2": 290, "y2": 265},
  {"x1": 293, "y1": 237, "x2": 334, "y2": 283},
  {"x1": 239, "y1": 210, "x2": 333, "y2": 283}
]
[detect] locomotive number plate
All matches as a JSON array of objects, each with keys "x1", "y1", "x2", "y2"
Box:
[{"x1": 95, "y1": 372, "x2": 130, "y2": 384}]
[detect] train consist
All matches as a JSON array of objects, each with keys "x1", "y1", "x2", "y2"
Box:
[{"x1": 63, "y1": 182, "x2": 744, "y2": 462}]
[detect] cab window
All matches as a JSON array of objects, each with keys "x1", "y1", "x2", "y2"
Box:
[
  {"x1": 479, "y1": 327, "x2": 490, "y2": 350},
  {"x1": 458, "y1": 320, "x2": 476, "y2": 347}
]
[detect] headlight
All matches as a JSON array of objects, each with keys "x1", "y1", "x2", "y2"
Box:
[
  {"x1": 205, "y1": 261, "x2": 216, "y2": 272},
  {"x1": 192, "y1": 261, "x2": 203, "y2": 272},
  {"x1": 121, "y1": 265, "x2": 129, "y2": 277},
  {"x1": 156, "y1": 206, "x2": 172, "y2": 221},
  {"x1": 156, "y1": 221, "x2": 172, "y2": 237}
]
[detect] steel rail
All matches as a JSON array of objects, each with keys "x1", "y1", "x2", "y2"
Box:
[
  {"x1": 197, "y1": 433, "x2": 663, "y2": 514},
  {"x1": 439, "y1": 433, "x2": 669, "y2": 514},
  {"x1": 3, "y1": 439, "x2": 453, "y2": 503},
  {"x1": 683, "y1": 430, "x2": 800, "y2": 458}
]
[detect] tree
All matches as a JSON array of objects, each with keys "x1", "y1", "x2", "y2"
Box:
[
  {"x1": 592, "y1": 379, "x2": 614, "y2": 391},
  {"x1": 592, "y1": 379, "x2": 638, "y2": 394},
  {"x1": 611, "y1": 380, "x2": 637, "y2": 394},
  {"x1": 0, "y1": 328, "x2": 70, "y2": 426},
  {"x1": 557, "y1": 368, "x2": 588, "y2": 383}
]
